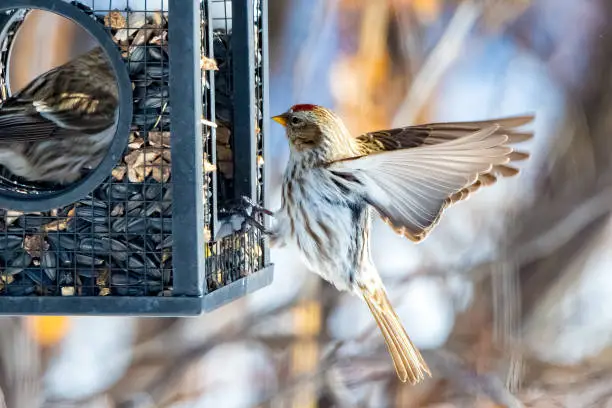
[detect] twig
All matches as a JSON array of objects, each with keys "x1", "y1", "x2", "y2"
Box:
[
  {"x1": 516, "y1": 184, "x2": 612, "y2": 265},
  {"x1": 491, "y1": 261, "x2": 523, "y2": 393}
]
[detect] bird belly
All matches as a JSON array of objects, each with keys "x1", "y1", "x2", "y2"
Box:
[{"x1": 284, "y1": 175, "x2": 359, "y2": 293}]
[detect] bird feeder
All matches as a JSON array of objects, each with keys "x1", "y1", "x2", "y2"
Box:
[{"x1": 0, "y1": 0, "x2": 273, "y2": 315}]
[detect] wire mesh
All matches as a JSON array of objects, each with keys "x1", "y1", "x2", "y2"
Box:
[
  {"x1": 204, "y1": 0, "x2": 267, "y2": 293},
  {"x1": 0, "y1": 1, "x2": 174, "y2": 298}
]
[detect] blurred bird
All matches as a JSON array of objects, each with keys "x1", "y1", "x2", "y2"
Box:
[
  {"x1": 248, "y1": 104, "x2": 534, "y2": 384},
  {"x1": 0, "y1": 46, "x2": 119, "y2": 184}
]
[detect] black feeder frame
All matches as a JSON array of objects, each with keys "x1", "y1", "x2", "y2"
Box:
[{"x1": 0, "y1": 0, "x2": 273, "y2": 315}]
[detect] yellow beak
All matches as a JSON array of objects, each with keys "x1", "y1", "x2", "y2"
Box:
[{"x1": 272, "y1": 114, "x2": 288, "y2": 127}]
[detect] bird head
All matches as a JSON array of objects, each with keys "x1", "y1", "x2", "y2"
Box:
[{"x1": 272, "y1": 104, "x2": 355, "y2": 159}]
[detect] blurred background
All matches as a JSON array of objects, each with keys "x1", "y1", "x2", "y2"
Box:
[{"x1": 3, "y1": 0, "x2": 612, "y2": 407}]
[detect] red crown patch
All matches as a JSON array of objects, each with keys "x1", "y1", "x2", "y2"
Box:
[{"x1": 290, "y1": 104, "x2": 318, "y2": 112}]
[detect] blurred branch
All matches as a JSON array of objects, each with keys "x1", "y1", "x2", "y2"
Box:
[
  {"x1": 257, "y1": 344, "x2": 524, "y2": 408},
  {"x1": 516, "y1": 184, "x2": 612, "y2": 266},
  {"x1": 0, "y1": 318, "x2": 42, "y2": 408},
  {"x1": 392, "y1": 0, "x2": 482, "y2": 125},
  {"x1": 491, "y1": 261, "x2": 523, "y2": 394},
  {"x1": 138, "y1": 299, "x2": 299, "y2": 405}
]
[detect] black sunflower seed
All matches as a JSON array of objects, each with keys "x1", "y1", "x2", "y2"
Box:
[
  {"x1": 16, "y1": 215, "x2": 49, "y2": 230},
  {"x1": 143, "y1": 202, "x2": 162, "y2": 216},
  {"x1": 79, "y1": 238, "x2": 131, "y2": 263},
  {"x1": 46, "y1": 234, "x2": 77, "y2": 251},
  {"x1": 91, "y1": 224, "x2": 111, "y2": 234},
  {"x1": 5, "y1": 250, "x2": 32, "y2": 276},
  {"x1": 111, "y1": 273, "x2": 162, "y2": 296},
  {"x1": 6, "y1": 227, "x2": 25, "y2": 234},
  {"x1": 74, "y1": 254, "x2": 105, "y2": 267},
  {"x1": 54, "y1": 249, "x2": 73, "y2": 265},
  {"x1": 4, "y1": 276, "x2": 35, "y2": 296},
  {"x1": 133, "y1": 109, "x2": 170, "y2": 128},
  {"x1": 112, "y1": 217, "x2": 147, "y2": 234},
  {"x1": 78, "y1": 197, "x2": 108, "y2": 208},
  {"x1": 148, "y1": 217, "x2": 172, "y2": 233},
  {"x1": 41, "y1": 251, "x2": 57, "y2": 281},
  {"x1": 124, "y1": 255, "x2": 162, "y2": 279},
  {"x1": 127, "y1": 207, "x2": 143, "y2": 217},
  {"x1": 68, "y1": 219, "x2": 110, "y2": 234},
  {"x1": 146, "y1": 64, "x2": 169, "y2": 79},
  {"x1": 67, "y1": 218, "x2": 92, "y2": 233},
  {"x1": 109, "y1": 183, "x2": 140, "y2": 201},
  {"x1": 75, "y1": 206, "x2": 109, "y2": 223},
  {"x1": 138, "y1": 86, "x2": 169, "y2": 110},
  {"x1": 25, "y1": 267, "x2": 54, "y2": 287},
  {"x1": 144, "y1": 183, "x2": 164, "y2": 200},
  {"x1": 128, "y1": 46, "x2": 147, "y2": 74},
  {"x1": 147, "y1": 46, "x2": 167, "y2": 61},
  {"x1": 156, "y1": 235, "x2": 172, "y2": 250},
  {"x1": 133, "y1": 73, "x2": 154, "y2": 88},
  {"x1": 78, "y1": 237, "x2": 110, "y2": 253},
  {"x1": 0, "y1": 235, "x2": 23, "y2": 251},
  {"x1": 126, "y1": 194, "x2": 144, "y2": 212}
]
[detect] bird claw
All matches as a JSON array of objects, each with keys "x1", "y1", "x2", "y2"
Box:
[
  {"x1": 238, "y1": 196, "x2": 274, "y2": 235},
  {"x1": 217, "y1": 196, "x2": 274, "y2": 236},
  {"x1": 240, "y1": 196, "x2": 274, "y2": 217}
]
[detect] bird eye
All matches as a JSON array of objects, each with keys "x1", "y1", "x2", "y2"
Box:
[{"x1": 290, "y1": 116, "x2": 302, "y2": 125}]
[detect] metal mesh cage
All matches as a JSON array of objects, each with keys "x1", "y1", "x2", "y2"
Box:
[
  {"x1": 203, "y1": 0, "x2": 271, "y2": 309},
  {"x1": 0, "y1": 0, "x2": 272, "y2": 315}
]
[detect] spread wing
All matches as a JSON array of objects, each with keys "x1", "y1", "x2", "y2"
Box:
[
  {"x1": 356, "y1": 115, "x2": 533, "y2": 178},
  {"x1": 328, "y1": 122, "x2": 530, "y2": 242}
]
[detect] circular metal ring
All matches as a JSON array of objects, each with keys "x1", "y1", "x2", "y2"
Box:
[{"x1": 0, "y1": 0, "x2": 132, "y2": 212}]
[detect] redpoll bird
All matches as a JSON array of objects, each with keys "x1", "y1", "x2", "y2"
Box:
[
  {"x1": 0, "y1": 46, "x2": 119, "y2": 184},
  {"x1": 257, "y1": 104, "x2": 534, "y2": 384}
]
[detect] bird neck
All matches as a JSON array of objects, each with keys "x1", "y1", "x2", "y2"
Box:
[{"x1": 289, "y1": 133, "x2": 361, "y2": 168}]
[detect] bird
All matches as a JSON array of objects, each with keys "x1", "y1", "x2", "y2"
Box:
[
  {"x1": 0, "y1": 46, "x2": 119, "y2": 185},
  {"x1": 248, "y1": 103, "x2": 534, "y2": 384}
]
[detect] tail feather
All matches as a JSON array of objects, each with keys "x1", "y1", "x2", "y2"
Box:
[{"x1": 360, "y1": 284, "x2": 431, "y2": 384}]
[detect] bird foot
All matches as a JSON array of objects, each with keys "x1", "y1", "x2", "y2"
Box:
[
  {"x1": 240, "y1": 196, "x2": 274, "y2": 217},
  {"x1": 218, "y1": 196, "x2": 274, "y2": 236},
  {"x1": 238, "y1": 196, "x2": 274, "y2": 235}
]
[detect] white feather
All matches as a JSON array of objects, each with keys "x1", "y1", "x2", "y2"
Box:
[{"x1": 327, "y1": 125, "x2": 512, "y2": 239}]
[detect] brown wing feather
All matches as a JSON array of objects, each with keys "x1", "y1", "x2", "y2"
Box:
[
  {"x1": 356, "y1": 115, "x2": 534, "y2": 151},
  {"x1": 354, "y1": 115, "x2": 534, "y2": 242}
]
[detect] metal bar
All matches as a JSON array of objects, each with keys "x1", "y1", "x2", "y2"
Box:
[
  {"x1": 231, "y1": 0, "x2": 256, "y2": 201},
  {"x1": 260, "y1": 0, "x2": 272, "y2": 267},
  {"x1": 204, "y1": 0, "x2": 220, "y2": 242},
  {"x1": 168, "y1": 0, "x2": 205, "y2": 297},
  {"x1": 0, "y1": 296, "x2": 203, "y2": 316}
]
